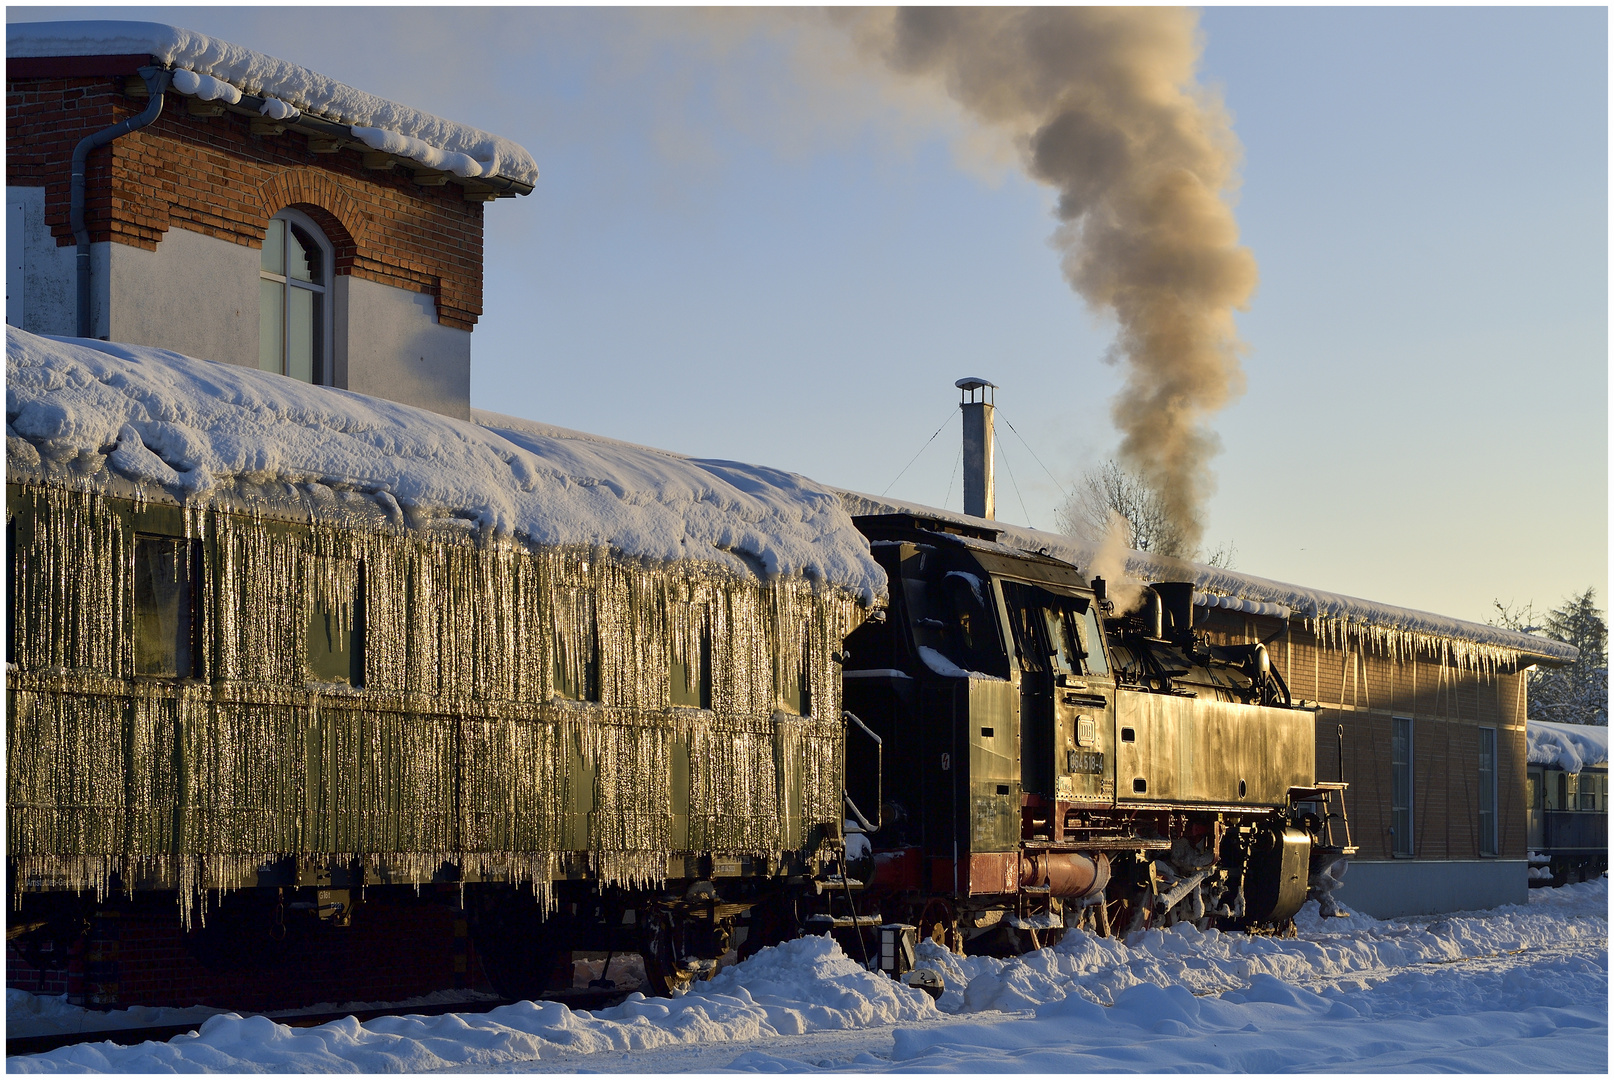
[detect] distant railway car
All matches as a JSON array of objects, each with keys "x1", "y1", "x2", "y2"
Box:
[{"x1": 1526, "y1": 720, "x2": 1609, "y2": 886}]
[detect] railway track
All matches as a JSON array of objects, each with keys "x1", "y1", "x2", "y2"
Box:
[{"x1": 6, "y1": 987, "x2": 635, "y2": 1059}]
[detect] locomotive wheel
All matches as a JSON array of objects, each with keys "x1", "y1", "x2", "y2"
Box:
[{"x1": 640, "y1": 909, "x2": 696, "y2": 996}]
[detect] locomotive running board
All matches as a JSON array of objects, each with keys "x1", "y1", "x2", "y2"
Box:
[{"x1": 1023, "y1": 838, "x2": 1172, "y2": 852}]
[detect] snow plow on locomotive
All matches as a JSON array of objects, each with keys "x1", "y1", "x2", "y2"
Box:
[{"x1": 837, "y1": 513, "x2": 1355, "y2": 957}]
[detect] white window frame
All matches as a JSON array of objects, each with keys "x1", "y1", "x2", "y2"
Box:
[{"x1": 259, "y1": 208, "x2": 335, "y2": 385}]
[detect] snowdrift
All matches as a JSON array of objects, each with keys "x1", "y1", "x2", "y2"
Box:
[{"x1": 8, "y1": 879, "x2": 1606, "y2": 1073}]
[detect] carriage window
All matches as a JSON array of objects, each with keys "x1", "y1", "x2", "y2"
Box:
[
  {"x1": 307, "y1": 559, "x2": 364, "y2": 686},
  {"x1": 134, "y1": 535, "x2": 201, "y2": 678},
  {"x1": 1579, "y1": 775, "x2": 1598, "y2": 811},
  {"x1": 777, "y1": 636, "x2": 811, "y2": 716},
  {"x1": 670, "y1": 628, "x2": 711, "y2": 710},
  {"x1": 553, "y1": 587, "x2": 599, "y2": 702}
]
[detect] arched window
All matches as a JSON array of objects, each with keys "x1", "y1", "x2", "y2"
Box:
[{"x1": 259, "y1": 209, "x2": 332, "y2": 384}]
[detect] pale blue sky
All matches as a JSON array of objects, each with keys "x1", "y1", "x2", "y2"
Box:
[{"x1": 14, "y1": 6, "x2": 1607, "y2": 625}]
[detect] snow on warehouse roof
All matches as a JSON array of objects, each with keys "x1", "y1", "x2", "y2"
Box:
[
  {"x1": 1527, "y1": 720, "x2": 1610, "y2": 773},
  {"x1": 838, "y1": 490, "x2": 1578, "y2": 671},
  {"x1": 4, "y1": 329, "x2": 883, "y2": 602},
  {"x1": 6, "y1": 21, "x2": 537, "y2": 187}
]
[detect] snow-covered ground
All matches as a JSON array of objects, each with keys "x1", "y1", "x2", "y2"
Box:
[{"x1": 9, "y1": 878, "x2": 1606, "y2": 1073}]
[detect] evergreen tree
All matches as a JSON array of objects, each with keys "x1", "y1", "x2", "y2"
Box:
[{"x1": 1493, "y1": 588, "x2": 1608, "y2": 726}]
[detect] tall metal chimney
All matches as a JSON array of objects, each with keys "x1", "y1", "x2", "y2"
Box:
[{"x1": 956, "y1": 377, "x2": 996, "y2": 520}]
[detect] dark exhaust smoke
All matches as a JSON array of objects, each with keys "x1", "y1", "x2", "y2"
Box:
[{"x1": 844, "y1": 7, "x2": 1257, "y2": 552}]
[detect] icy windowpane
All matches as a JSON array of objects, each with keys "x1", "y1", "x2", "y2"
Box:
[
  {"x1": 261, "y1": 218, "x2": 284, "y2": 275},
  {"x1": 670, "y1": 631, "x2": 711, "y2": 709},
  {"x1": 553, "y1": 587, "x2": 598, "y2": 702},
  {"x1": 287, "y1": 287, "x2": 315, "y2": 384},
  {"x1": 288, "y1": 223, "x2": 321, "y2": 283},
  {"x1": 259, "y1": 279, "x2": 283, "y2": 373},
  {"x1": 777, "y1": 635, "x2": 810, "y2": 716},
  {"x1": 307, "y1": 558, "x2": 363, "y2": 685},
  {"x1": 133, "y1": 536, "x2": 193, "y2": 678}
]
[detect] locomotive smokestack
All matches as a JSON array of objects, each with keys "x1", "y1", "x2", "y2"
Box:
[{"x1": 956, "y1": 377, "x2": 995, "y2": 519}]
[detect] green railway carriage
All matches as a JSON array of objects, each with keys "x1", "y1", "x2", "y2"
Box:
[
  {"x1": 6, "y1": 479, "x2": 862, "y2": 995},
  {"x1": 5, "y1": 327, "x2": 889, "y2": 1001}
]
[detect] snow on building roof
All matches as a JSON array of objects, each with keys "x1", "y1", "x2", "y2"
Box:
[
  {"x1": 838, "y1": 490, "x2": 1579, "y2": 671},
  {"x1": 4, "y1": 329, "x2": 883, "y2": 603},
  {"x1": 6, "y1": 20, "x2": 537, "y2": 187},
  {"x1": 1527, "y1": 720, "x2": 1610, "y2": 773}
]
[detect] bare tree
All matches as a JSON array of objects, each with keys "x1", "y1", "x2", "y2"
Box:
[{"x1": 1056, "y1": 460, "x2": 1235, "y2": 566}]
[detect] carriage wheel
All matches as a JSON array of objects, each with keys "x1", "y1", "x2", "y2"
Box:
[{"x1": 470, "y1": 894, "x2": 578, "y2": 1002}]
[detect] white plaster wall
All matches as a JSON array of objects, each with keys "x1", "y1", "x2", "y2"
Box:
[
  {"x1": 106, "y1": 225, "x2": 259, "y2": 368},
  {"x1": 336, "y1": 275, "x2": 471, "y2": 420},
  {"x1": 1334, "y1": 858, "x2": 1528, "y2": 918},
  {"x1": 6, "y1": 185, "x2": 90, "y2": 337}
]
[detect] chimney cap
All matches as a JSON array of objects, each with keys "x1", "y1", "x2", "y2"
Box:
[{"x1": 954, "y1": 377, "x2": 996, "y2": 392}]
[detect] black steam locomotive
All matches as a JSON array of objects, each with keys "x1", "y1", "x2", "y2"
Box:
[{"x1": 838, "y1": 512, "x2": 1355, "y2": 954}]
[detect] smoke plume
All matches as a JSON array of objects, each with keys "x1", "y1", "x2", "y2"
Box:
[{"x1": 841, "y1": 8, "x2": 1257, "y2": 552}]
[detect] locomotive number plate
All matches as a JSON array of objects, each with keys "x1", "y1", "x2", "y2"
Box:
[{"x1": 1066, "y1": 749, "x2": 1104, "y2": 775}]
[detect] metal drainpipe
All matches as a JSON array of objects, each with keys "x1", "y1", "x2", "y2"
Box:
[{"x1": 71, "y1": 65, "x2": 171, "y2": 339}]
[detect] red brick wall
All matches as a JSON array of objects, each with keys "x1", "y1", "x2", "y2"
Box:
[{"x1": 7, "y1": 74, "x2": 486, "y2": 329}]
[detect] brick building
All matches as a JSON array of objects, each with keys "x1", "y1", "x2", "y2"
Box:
[
  {"x1": 6, "y1": 20, "x2": 535, "y2": 419},
  {"x1": 843, "y1": 490, "x2": 1577, "y2": 918}
]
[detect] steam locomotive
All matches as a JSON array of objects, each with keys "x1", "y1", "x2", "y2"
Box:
[{"x1": 834, "y1": 512, "x2": 1355, "y2": 960}]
